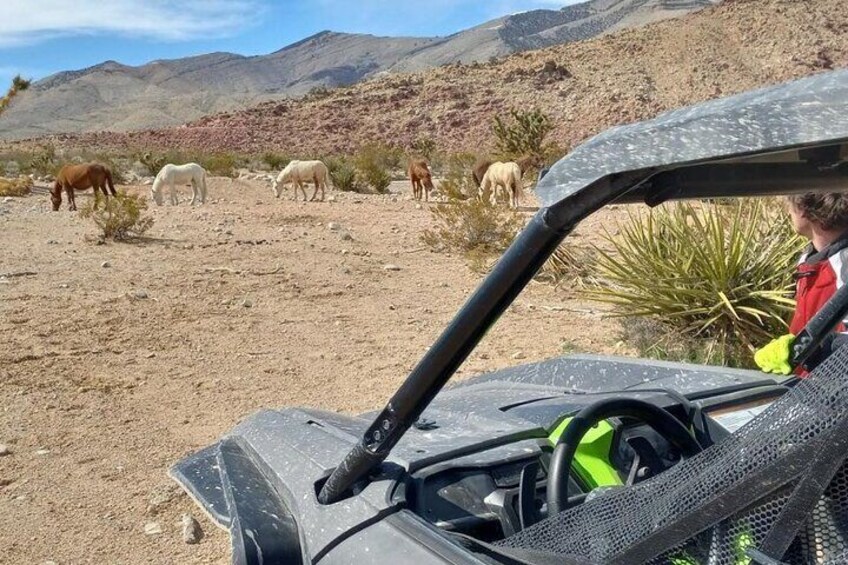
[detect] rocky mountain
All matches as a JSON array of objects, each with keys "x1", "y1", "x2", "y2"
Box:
[
  {"x1": 0, "y1": 0, "x2": 719, "y2": 140},
  {"x1": 13, "y1": 0, "x2": 842, "y2": 160}
]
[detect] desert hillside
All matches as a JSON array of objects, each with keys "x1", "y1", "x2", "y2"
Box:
[
  {"x1": 7, "y1": 0, "x2": 844, "y2": 159},
  {"x1": 0, "y1": 0, "x2": 719, "y2": 140}
]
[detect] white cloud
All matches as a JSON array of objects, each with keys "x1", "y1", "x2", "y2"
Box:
[{"x1": 0, "y1": 0, "x2": 263, "y2": 47}]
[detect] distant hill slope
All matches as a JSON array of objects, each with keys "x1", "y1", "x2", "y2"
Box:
[
  {"x1": 0, "y1": 0, "x2": 718, "y2": 139},
  {"x1": 16, "y1": 0, "x2": 843, "y2": 159}
]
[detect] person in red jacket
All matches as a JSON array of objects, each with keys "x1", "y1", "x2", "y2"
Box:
[{"x1": 755, "y1": 193, "x2": 848, "y2": 376}]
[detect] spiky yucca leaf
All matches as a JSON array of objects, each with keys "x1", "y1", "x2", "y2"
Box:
[{"x1": 587, "y1": 200, "x2": 804, "y2": 366}]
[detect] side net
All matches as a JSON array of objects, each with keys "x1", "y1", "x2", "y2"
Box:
[{"x1": 496, "y1": 347, "x2": 848, "y2": 564}]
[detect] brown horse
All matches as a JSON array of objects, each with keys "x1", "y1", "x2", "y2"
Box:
[
  {"x1": 408, "y1": 158, "x2": 435, "y2": 202},
  {"x1": 51, "y1": 163, "x2": 116, "y2": 211}
]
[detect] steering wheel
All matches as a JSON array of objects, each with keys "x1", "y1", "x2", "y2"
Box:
[{"x1": 547, "y1": 398, "x2": 703, "y2": 515}]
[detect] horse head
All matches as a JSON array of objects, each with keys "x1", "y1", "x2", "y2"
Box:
[
  {"x1": 150, "y1": 176, "x2": 164, "y2": 206},
  {"x1": 50, "y1": 180, "x2": 62, "y2": 211}
]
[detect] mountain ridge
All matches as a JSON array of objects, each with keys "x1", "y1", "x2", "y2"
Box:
[{"x1": 0, "y1": 0, "x2": 718, "y2": 139}]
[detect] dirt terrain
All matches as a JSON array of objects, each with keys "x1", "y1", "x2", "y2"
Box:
[{"x1": 0, "y1": 178, "x2": 622, "y2": 563}]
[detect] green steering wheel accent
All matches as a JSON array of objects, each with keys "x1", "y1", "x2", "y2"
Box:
[{"x1": 548, "y1": 417, "x2": 622, "y2": 489}]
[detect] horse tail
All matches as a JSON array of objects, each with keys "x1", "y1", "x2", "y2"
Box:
[
  {"x1": 200, "y1": 168, "x2": 208, "y2": 202},
  {"x1": 105, "y1": 168, "x2": 116, "y2": 196}
]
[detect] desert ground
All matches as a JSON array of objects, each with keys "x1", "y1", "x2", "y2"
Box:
[{"x1": 0, "y1": 177, "x2": 623, "y2": 563}]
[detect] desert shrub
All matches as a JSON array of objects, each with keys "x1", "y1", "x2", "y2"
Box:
[
  {"x1": 261, "y1": 152, "x2": 289, "y2": 171},
  {"x1": 422, "y1": 197, "x2": 524, "y2": 259},
  {"x1": 78, "y1": 191, "x2": 154, "y2": 241},
  {"x1": 0, "y1": 176, "x2": 33, "y2": 196},
  {"x1": 136, "y1": 151, "x2": 168, "y2": 176},
  {"x1": 586, "y1": 200, "x2": 804, "y2": 367},
  {"x1": 324, "y1": 156, "x2": 363, "y2": 192},
  {"x1": 28, "y1": 144, "x2": 58, "y2": 176},
  {"x1": 438, "y1": 153, "x2": 477, "y2": 200},
  {"x1": 410, "y1": 137, "x2": 437, "y2": 161},
  {"x1": 354, "y1": 146, "x2": 392, "y2": 193},
  {"x1": 492, "y1": 108, "x2": 553, "y2": 161},
  {"x1": 0, "y1": 75, "x2": 30, "y2": 116},
  {"x1": 537, "y1": 244, "x2": 592, "y2": 286},
  {"x1": 199, "y1": 153, "x2": 240, "y2": 178}
]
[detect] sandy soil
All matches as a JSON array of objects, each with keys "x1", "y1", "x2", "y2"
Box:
[{"x1": 0, "y1": 178, "x2": 623, "y2": 564}]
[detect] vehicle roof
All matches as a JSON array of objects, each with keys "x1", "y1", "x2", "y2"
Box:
[{"x1": 537, "y1": 69, "x2": 848, "y2": 207}]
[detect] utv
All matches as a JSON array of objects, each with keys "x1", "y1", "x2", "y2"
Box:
[{"x1": 173, "y1": 69, "x2": 848, "y2": 564}]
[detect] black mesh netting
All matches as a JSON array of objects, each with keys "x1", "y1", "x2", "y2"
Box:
[{"x1": 495, "y1": 347, "x2": 848, "y2": 564}]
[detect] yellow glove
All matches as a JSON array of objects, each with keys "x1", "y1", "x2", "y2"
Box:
[{"x1": 754, "y1": 334, "x2": 795, "y2": 375}]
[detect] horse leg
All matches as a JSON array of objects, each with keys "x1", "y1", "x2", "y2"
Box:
[
  {"x1": 190, "y1": 180, "x2": 197, "y2": 206},
  {"x1": 200, "y1": 174, "x2": 207, "y2": 204},
  {"x1": 170, "y1": 179, "x2": 178, "y2": 206},
  {"x1": 66, "y1": 186, "x2": 77, "y2": 211},
  {"x1": 309, "y1": 175, "x2": 319, "y2": 202}
]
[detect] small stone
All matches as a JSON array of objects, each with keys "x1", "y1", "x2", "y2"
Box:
[
  {"x1": 327, "y1": 222, "x2": 340, "y2": 231},
  {"x1": 3, "y1": 197, "x2": 12, "y2": 203},
  {"x1": 340, "y1": 232, "x2": 353, "y2": 241},
  {"x1": 47, "y1": 239, "x2": 58, "y2": 245},
  {"x1": 145, "y1": 352, "x2": 156, "y2": 359},
  {"x1": 341, "y1": 249, "x2": 349, "y2": 255},
  {"x1": 58, "y1": 283, "x2": 69, "y2": 289},
  {"x1": 133, "y1": 290, "x2": 149, "y2": 299},
  {"x1": 383, "y1": 264, "x2": 401, "y2": 271},
  {"x1": 35, "y1": 449, "x2": 50, "y2": 456},
  {"x1": 327, "y1": 195, "x2": 337, "y2": 202},
  {"x1": 242, "y1": 299, "x2": 253, "y2": 308},
  {"x1": 144, "y1": 522, "x2": 163, "y2": 536},
  {"x1": 511, "y1": 351, "x2": 526, "y2": 360},
  {"x1": 415, "y1": 203, "x2": 423, "y2": 210},
  {"x1": 181, "y1": 513, "x2": 203, "y2": 544},
  {"x1": 101, "y1": 261, "x2": 110, "y2": 268},
  {"x1": 0, "y1": 444, "x2": 10, "y2": 456}
]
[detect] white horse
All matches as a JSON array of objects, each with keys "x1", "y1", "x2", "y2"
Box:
[
  {"x1": 272, "y1": 160, "x2": 330, "y2": 202},
  {"x1": 151, "y1": 163, "x2": 208, "y2": 206},
  {"x1": 478, "y1": 161, "x2": 523, "y2": 208}
]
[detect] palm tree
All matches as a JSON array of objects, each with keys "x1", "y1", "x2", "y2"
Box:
[{"x1": 0, "y1": 75, "x2": 31, "y2": 116}]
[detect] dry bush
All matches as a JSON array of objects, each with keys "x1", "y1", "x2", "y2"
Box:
[
  {"x1": 422, "y1": 197, "x2": 524, "y2": 261},
  {"x1": 78, "y1": 191, "x2": 154, "y2": 241},
  {"x1": 354, "y1": 145, "x2": 393, "y2": 193},
  {"x1": 0, "y1": 176, "x2": 33, "y2": 196},
  {"x1": 437, "y1": 153, "x2": 477, "y2": 200}
]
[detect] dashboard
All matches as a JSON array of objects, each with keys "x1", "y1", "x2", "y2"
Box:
[{"x1": 407, "y1": 387, "x2": 786, "y2": 541}]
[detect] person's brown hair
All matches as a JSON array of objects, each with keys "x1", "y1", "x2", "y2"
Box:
[{"x1": 786, "y1": 193, "x2": 848, "y2": 231}]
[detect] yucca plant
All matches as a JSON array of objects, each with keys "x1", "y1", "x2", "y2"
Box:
[{"x1": 587, "y1": 200, "x2": 804, "y2": 367}]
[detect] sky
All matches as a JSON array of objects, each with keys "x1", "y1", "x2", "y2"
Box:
[{"x1": 0, "y1": 0, "x2": 583, "y2": 86}]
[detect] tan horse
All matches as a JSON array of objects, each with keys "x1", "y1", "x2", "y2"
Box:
[
  {"x1": 408, "y1": 158, "x2": 435, "y2": 201},
  {"x1": 51, "y1": 163, "x2": 116, "y2": 211},
  {"x1": 471, "y1": 155, "x2": 540, "y2": 187}
]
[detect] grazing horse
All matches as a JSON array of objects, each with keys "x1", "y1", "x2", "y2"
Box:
[
  {"x1": 407, "y1": 158, "x2": 435, "y2": 202},
  {"x1": 478, "y1": 161, "x2": 523, "y2": 208},
  {"x1": 151, "y1": 163, "x2": 208, "y2": 206},
  {"x1": 51, "y1": 163, "x2": 116, "y2": 211},
  {"x1": 273, "y1": 160, "x2": 330, "y2": 202},
  {"x1": 471, "y1": 154, "x2": 540, "y2": 187}
]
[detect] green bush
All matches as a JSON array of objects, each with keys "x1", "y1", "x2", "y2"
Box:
[
  {"x1": 325, "y1": 157, "x2": 364, "y2": 192},
  {"x1": 422, "y1": 197, "x2": 524, "y2": 259},
  {"x1": 586, "y1": 200, "x2": 805, "y2": 367},
  {"x1": 492, "y1": 108, "x2": 553, "y2": 161},
  {"x1": 200, "y1": 153, "x2": 241, "y2": 178},
  {"x1": 261, "y1": 152, "x2": 289, "y2": 171},
  {"x1": 354, "y1": 146, "x2": 392, "y2": 193},
  {"x1": 438, "y1": 153, "x2": 477, "y2": 201},
  {"x1": 28, "y1": 145, "x2": 57, "y2": 176},
  {"x1": 410, "y1": 137, "x2": 437, "y2": 161},
  {"x1": 78, "y1": 191, "x2": 154, "y2": 241}
]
